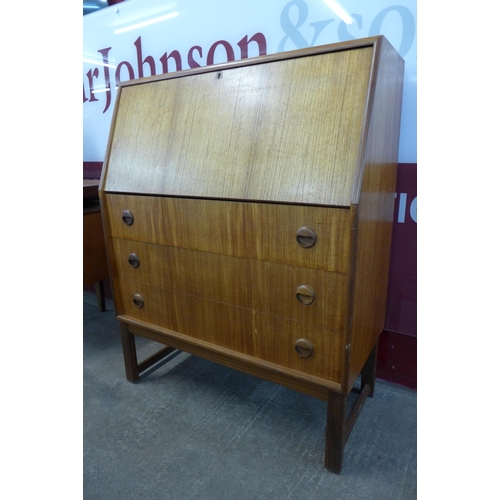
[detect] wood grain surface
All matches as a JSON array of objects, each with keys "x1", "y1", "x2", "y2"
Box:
[
  {"x1": 83, "y1": 211, "x2": 109, "y2": 287},
  {"x1": 99, "y1": 36, "x2": 404, "y2": 400},
  {"x1": 111, "y1": 237, "x2": 348, "y2": 330},
  {"x1": 103, "y1": 48, "x2": 373, "y2": 206},
  {"x1": 115, "y1": 279, "x2": 344, "y2": 383},
  {"x1": 346, "y1": 37, "x2": 405, "y2": 391},
  {"x1": 103, "y1": 194, "x2": 351, "y2": 273}
]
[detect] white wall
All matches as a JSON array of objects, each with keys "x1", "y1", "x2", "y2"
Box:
[{"x1": 83, "y1": 0, "x2": 416, "y2": 162}]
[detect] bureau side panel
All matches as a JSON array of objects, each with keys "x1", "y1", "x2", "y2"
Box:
[
  {"x1": 105, "y1": 195, "x2": 351, "y2": 273},
  {"x1": 348, "y1": 38, "x2": 405, "y2": 391}
]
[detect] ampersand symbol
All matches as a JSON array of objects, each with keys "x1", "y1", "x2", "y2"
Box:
[{"x1": 277, "y1": 0, "x2": 310, "y2": 52}]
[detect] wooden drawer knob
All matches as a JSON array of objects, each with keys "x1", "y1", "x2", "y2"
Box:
[
  {"x1": 296, "y1": 227, "x2": 317, "y2": 248},
  {"x1": 295, "y1": 339, "x2": 314, "y2": 358},
  {"x1": 128, "y1": 253, "x2": 140, "y2": 268},
  {"x1": 295, "y1": 285, "x2": 316, "y2": 306},
  {"x1": 133, "y1": 293, "x2": 144, "y2": 308},
  {"x1": 122, "y1": 210, "x2": 134, "y2": 226}
]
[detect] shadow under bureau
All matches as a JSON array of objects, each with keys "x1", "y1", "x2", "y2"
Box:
[{"x1": 99, "y1": 36, "x2": 404, "y2": 473}]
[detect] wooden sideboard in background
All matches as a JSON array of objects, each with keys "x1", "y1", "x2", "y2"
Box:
[{"x1": 83, "y1": 179, "x2": 110, "y2": 311}]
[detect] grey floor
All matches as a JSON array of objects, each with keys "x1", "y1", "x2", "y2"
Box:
[{"x1": 83, "y1": 290, "x2": 417, "y2": 500}]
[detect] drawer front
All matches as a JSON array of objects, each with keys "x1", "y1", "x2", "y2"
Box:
[
  {"x1": 115, "y1": 279, "x2": 344, "y2": 383},
  {"x1": 104, "y1": 194, "x2": 351, "y2": 273},
  {"x1": 112, "y1": 238, "x2": 347, "y2": 330}
]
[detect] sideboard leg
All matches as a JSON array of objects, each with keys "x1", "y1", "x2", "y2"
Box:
[
  {"x1": 94, "y1": 281, "x2": 106, "y2": 312},
  {"x1": 325, "y1": 391, "x2": 347, "y2": 473},
  {"x1": 361, "y1": 340, "x2": 378, "y2": 398},
  {"x1": 120, "y1": 322, "x2": 140, "y2": 383}
]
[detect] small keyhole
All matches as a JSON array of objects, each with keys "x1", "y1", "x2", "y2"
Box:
[{"x1": 217, "y1": 72, "x2": 222, "y2": 79}]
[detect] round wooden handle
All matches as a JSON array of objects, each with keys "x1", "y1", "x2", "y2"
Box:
[
  {"x1": 122, "y1": 210, "x2": 134, "y2": 226},
  {"x1": 295, "y1": 285, "x2": 316, "y2": 306},
  {"x1": 295, "y1": 339, "x2": 314, "y2": 358},
  {"x1": 128, "y1": 253, "x2": 140, "y2": 268},
  {"x1": 133, "y1": 293, "x2": 144, "y2": 308},
  {"x1": 296, "y1": 227, "x2": 317, "y2": 248}
]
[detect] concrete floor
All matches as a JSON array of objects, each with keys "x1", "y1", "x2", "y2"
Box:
[{"x1": 83, "y1": 290, "x2": 417, "y2": 499}]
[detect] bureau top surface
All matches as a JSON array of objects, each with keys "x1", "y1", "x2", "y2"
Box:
[{"x1": 102, "y1": 40, "x2": 380, "y2": 207}]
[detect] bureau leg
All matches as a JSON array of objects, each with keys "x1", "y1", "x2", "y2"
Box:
[
  {"x1": 325, "y1": 391, "x2": 347, "y2": 473},
  {"x1": 119, "y1": 322, "x2": 178, "y2": 383},
  {"x1": 325, "y1": 379, "x2": 373, "y2": 473},
  {"x1": 361, "y1": 341, "x2": 378, "y2": 398}
]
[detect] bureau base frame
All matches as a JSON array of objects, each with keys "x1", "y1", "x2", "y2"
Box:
[
  {"x1": 119, "y1": 320, "x2": 378, "y2": 474},
  {"x1": 120, "y1": 322, "x2": 177, "y2": 381}
]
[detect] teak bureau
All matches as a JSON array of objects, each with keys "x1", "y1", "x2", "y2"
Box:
[{"x1": 99, "y1": 36, "x2": 404, "y2": 473}]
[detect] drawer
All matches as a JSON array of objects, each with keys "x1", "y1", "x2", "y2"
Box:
[
  {"x1": 115, "y1": 279, "x2": 344, "y2": 383},
  {"x1": 104, "y1": 194, "x2": 351, "y2": 273},
  {"x1": 112, "y1": 238, "x2": 347, "y2": 330}
]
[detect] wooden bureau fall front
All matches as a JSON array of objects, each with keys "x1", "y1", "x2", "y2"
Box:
[{"x1": 99, "y1": 36, "x2": 404, "y2": 473}]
